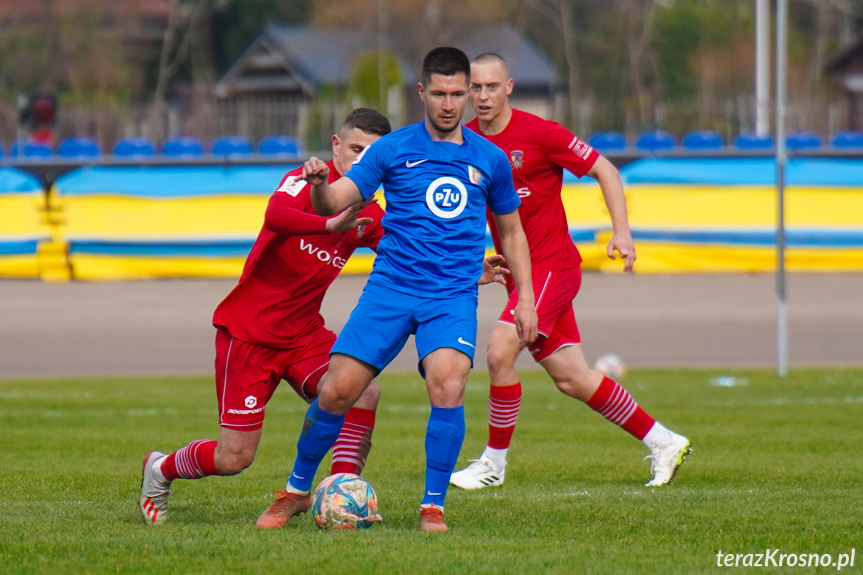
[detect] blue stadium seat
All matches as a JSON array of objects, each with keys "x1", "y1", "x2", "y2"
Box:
[
  {"x1": 58, "y1": 137, "x2": 101, "y2": 159},
  {"x1": 733, "y1": 132, "x2": 774, "y2": 150},
  {"x1": 587, "y1": 131, "x2": 626, "y2": 152},
  {"x1": 635, "y1": 130, "x2": 676, "y2": 151},
  {"x1": 211, "y1": 136, "x2": 253, "y2": 157},
  {"x1": 10, "y1": 141, "x2": 53, "y2": 159},
  {"x1": 113, "y1": 137, "x2": 156, "y2": 158},
  {"x1": 161, "y1": 137, "x2": 204, "y2": 157},
  {"x1": 786, "y1": 131, "x2": 822, "y2": 151},
  {"x1": 258, "y1": 135, "x2": 302, "y2": 157},
  {"x1": 681, "y1": 130, "x2": 724, "y2": 150},
  {"x1": 830, "y1": 131, "x2": 863, "y2": 149},
  {"x1": 0, "y1": 142, "x2": 4, "y2": 158}
]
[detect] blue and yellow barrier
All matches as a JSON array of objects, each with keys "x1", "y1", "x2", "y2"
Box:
[
  {"x1": 4, "y1": 157, "x2": 863, "y2": 280},
  {"x1": 562, "y1": 157, "x2": 863, "y2": 273},
  {"x1": 50, "y1": 165, "x2": 298, "y2": 280},
  {"x1": 0, "y1": 168, "x2": 68, "y2": 279}
]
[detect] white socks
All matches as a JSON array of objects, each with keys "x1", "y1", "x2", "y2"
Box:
[
  {"x1": 482, "y1": 446, "x2": 508, "y2": 470},
  {"x1": 642, "y1": 422, "x2": 674, "y2": 450}
]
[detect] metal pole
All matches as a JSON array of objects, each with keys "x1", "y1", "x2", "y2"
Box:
[
  {"x1": 775, "y1": 0, "x2": 788, "y2": 377},
  {"x1": 756, "y1": 0, "x2": 770, "y2": 136}
]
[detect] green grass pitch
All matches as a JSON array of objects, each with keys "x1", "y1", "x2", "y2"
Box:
[{"x1": 1, "y1": 368, "x2": 861, "y2": 574}]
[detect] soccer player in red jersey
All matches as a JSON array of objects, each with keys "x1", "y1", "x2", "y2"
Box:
[
  {"x1": 450, "y1": 53, "x2": 690, "y2": 491},
  {"x1": 138, "y1": 109, "x2": 392, "y2": 526}
]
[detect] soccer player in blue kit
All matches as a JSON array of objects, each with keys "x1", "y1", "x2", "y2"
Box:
[{"x1": 256, "y1": 47, "x2": 538, "y2": 532}]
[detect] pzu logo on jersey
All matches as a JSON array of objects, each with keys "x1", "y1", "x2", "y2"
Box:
[{"x1": 426, "y1": 176, "x2": 468, "y2": 219}]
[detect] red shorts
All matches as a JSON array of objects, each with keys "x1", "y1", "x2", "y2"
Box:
[
  {"x1": 214, "y1": 325, "x2": 336, "y2": 431},
  {"x1": 499, "y1": 266, "x2": 582, "y2": 362}
]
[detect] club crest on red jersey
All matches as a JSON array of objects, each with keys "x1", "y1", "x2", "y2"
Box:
[
  {"x1": 568, "y1": 137, "x2": 593, "y2": 160},
  {"x1": 356, "y1": 224, "x2": 366, "y2": 239},
  {"x1": 509, "y1": 150, "x2": 524, "y2": 169}
]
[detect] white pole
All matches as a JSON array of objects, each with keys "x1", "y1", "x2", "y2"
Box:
[
  {"x1": 775, "y1": 0, "x2": 788, "y2": 377},
  {"x1": 756, "y1": 0, "x2": 770, "y2": 136}
]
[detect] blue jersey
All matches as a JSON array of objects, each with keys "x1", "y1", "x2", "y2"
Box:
[{"x1": 345, "y1": 121, "x2": 520, "y2": 298}]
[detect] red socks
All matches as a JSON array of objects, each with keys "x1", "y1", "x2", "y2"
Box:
[
  {"x1": 158, "y1": 408, "x2": 377, "y2": 482},
  {"x1": 488, "y1": 382, "x2": 522, "y2": 449},
  {"x1": 160, "y1": 440, "x2": 219, "y2": 481},
  {"x1": 587, "y1": 376, "x2": 655, "y2": 440},
  {"x1": 330, "y1": 407, "x2": 376, "y2": 475}
]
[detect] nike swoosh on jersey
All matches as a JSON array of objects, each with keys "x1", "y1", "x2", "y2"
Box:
[
  {"x1": 457, "y1": 337, "x2": 475, "y2": 348},
  {"x1": 406, "y1": 159, "x2": 428, "y2": 168}
]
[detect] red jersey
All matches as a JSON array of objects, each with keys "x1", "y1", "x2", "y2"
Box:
[
  {"x1": 467, "y1": 109, "x2": 598, "y2": 274},
  {"x1": 213, "y1": 161, "x2": 385, "y2": 348}
]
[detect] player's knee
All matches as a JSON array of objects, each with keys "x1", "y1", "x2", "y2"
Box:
[
  {"x1": 318, "y1": 383, "x2": 354, "y2": 414},
  {"x1": 486, "y1": 342, "x2": 515, "y2": 373},
  {"x1": 215, "y1": 449, "x2": 255, "y2": 476}
]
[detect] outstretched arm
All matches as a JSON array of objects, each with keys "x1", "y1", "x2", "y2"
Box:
[
  {"x1": 492, "y1": 210, "x2": 537, "y2": 344},
  {"x1": 304, "y1": 157, "x2": 365, "y2": 216},
  {"x1": 587, "y1": 155, "x2": 636, "y2": 271}
]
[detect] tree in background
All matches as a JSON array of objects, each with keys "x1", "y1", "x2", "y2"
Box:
[
  {"x1": 0, "y1": 4, "x2": 131, "y2": 145},
  {"x1": 517, "y1": 0, "x2": 861, "y2": 137},
  {"x1": 1, "y1": 0, "x2": 862, "y2": 146},
  {"x1": 212, "y1": 0, "x2": 312, "y2": 72}
]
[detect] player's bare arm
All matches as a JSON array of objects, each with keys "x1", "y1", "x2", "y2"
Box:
[
  {"x1": 492, "y1": 210, "x2": 538, "y2": 344},
  {"x1": 304, "y1": 156, "x2": 364, "y2": 216},
  {"x1": 588, "y1": 155, "x2": 636, "y2": 271}
]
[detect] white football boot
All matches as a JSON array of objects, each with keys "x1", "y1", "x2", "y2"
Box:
[
  {"x1": 450, "y1": 454, "x2": 505, "y2": 490},
  {"x1": 644, "y1": 433, "x2": 691, "y2": 487},
  {"x1": 139, "y1": 451, "x2": 172, "y2": 524}
]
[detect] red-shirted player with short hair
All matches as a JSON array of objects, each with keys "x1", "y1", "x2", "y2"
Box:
[
  {"x1": 138, "y1": 109, "x2": 392, "y2": 526},
  {"x1": 450, "y1": 54, "x2": 690, "y2": 490}
]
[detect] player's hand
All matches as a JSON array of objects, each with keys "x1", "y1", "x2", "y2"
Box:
[
  {"x1": 513, "y1": 299, "x2": 538, "y2": 345},
  {"x1": 325, "y1": 197, "x2": 379, "y2": 234},
  {"x1": 302, "y1": 157, "x2": 330, "y2": 186},
  {"x1": 607, "y1": 231, "x2": 636, "y2": 272},
  {"x1": 478, "y1": 254, "x2": 510, "y2": 285}
]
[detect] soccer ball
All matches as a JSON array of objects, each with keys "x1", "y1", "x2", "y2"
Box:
[
  {"x1": 593, "y1": 353, "x2": 626, "y2": 379},
  {"x1": 312, "y1": 473, "x2": 382, "y2": 530}
]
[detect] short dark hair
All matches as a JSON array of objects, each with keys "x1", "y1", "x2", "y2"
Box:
[
  {"x1": 342, "y1": 108, "x2": 391, "y2": 137},
  {"x1": 421, "y1": 47, "x2": 470, "y2": 86}
]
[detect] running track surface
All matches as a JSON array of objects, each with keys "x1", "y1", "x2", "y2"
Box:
[{"x1": 1, "y1": 273, "x2": 861, "y2": 379}]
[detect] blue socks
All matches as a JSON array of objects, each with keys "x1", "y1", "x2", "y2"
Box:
[
  {"x1": 288, "y1": 399, "x2": 345, "y2": 492},
  {"x1": 422, "y1": 405, "x2": 466, "y2": 508}
]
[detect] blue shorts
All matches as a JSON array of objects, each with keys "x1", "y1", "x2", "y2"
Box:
[{"x1": 332, "y1": 280, "x2": 478, "y2": 375}]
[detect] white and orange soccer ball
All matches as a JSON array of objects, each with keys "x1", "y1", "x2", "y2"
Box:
[{"x1": 593, "y1": 353, "x2": 626, "y2": 379}]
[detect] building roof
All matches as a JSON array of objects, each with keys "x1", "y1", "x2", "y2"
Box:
[
  {"x1": 216, "y1": 24, "x2": 414, "y2": 98},
  {"x1": 216, "y1": 24, "x2": 558, "y2": 99}
]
